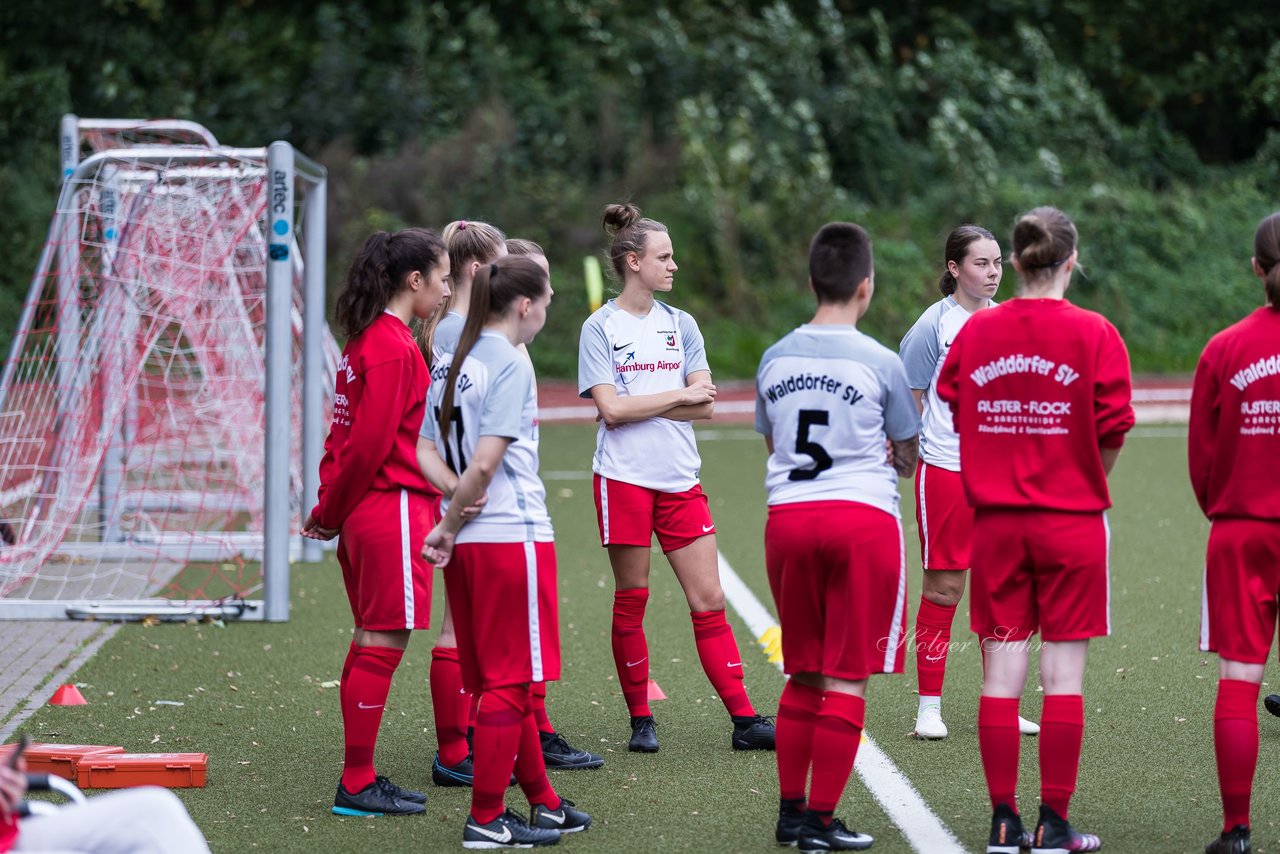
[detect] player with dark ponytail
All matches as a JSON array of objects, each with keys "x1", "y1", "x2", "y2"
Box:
[
  {"x1": 303, "y1": 228, "x2": 451, "y2": 817},
  {"x1": 421, "y1": 255, "x2": 593, "y2": 848},
  {"x1": 1191, "y1": 211, "x2": 1280, "y2": 854}
]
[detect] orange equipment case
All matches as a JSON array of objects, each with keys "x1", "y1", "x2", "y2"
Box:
[
  {"x1": 76, "y1": 752, "x2": 208, "y2": 789},
  {"x1": 0, "y1": 743, "x2": 126, "y2": 780}
]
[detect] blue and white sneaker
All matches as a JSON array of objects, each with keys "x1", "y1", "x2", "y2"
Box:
[
  {"x1": 531, "y1": 797, "x2": 591, "y2": 833},
  {"x1": 463, "y1": 809, "x2": 560, "y2": 848}
]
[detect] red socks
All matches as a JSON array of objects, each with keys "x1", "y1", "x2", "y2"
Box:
[
  {"x1": 430, "y1": 646, "x2": 471, "y2": 767},
  {"x1": 915, "y1": 597, "x2": 956, "y2": 697},
  {"x1": 612, "y1": 588, "x2": 651, "y2": 716},
  {"x1": 471, "y1": 684, "x2": 529, "y2": 824},
  {"x1": 339, "y1": 645, "x2": 403, "y2": 793},
  {"x1": 776, "y1": 679, "x2": 823, "y2": 802},
  {"x1": 514, "y1": 699, "x2": 557, "y2": 808},
  {"x1": 532, "y1": 681, "x2": 554, "y2": 734},
  {"x1": 1039, "y1": 694, "x2": 1084, "y2": 818},
  {"x1": 807, "y1": 692, "x2": 866, "y2": 814},
  {"x1": 691, "y1": 609, "x2": 753, "y2": 717},
  {"x1": 1215, "y1": 679, "x2": 1259, "y2": 832},
  {"x1": 978, "y1": 695, "x2": 1021, "y2": 810}
]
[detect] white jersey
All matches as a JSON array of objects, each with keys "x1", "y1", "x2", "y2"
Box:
[
  {"x1": 755, "y1": 324, "x2": 920, "y2": 516},
  {"x1": 578, "y1": 299, "x2": 709, "y2": 492},
  {"x1": 421, "y1": 331, "x2": 552, "y2": 543},
  {"x1": 899, "y1": 296, "x2": 992, "y2": 470},
  {"x1": 431, "y1": 311, "x2": 465, "y2": 365}
]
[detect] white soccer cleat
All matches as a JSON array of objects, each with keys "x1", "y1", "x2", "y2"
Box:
[
  {"x1": 913, "y1": 703, "x2": 948, "y2": 739},
  {"x1": 1018, "y1": 715, "x2": 1040, "y2": 736}
]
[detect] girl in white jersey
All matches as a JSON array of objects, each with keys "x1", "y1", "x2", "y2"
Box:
[
  {"x1": 421, "y1": 255, "x2": 592, "y2": 849},
  {"x1": 422, "y1": 220, "x2": 508, "y2": 787},
  {"x1": 899, "y1": 225, "x2": 1039, "y2": 740},
  {"x1": 578, "y1": 202, "x2": 775, "y2": 753}
]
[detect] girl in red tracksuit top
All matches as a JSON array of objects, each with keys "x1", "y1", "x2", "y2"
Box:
[
  {"x1": 1189, "y1": 211, "x2": 1280, "y2": 854},
  {"x1": 301, "y1": 228, "x2": 451, "y2": 818},
  {"x1": 937, "y1": 206, "x2": 1133, "y2": 854}
]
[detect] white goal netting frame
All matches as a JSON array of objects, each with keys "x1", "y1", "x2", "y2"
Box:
[{"x1": 0, "y1": 115, "x2": 336, "y2": 621}]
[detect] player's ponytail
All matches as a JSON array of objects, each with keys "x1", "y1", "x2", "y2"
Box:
[
  {"x1": 1253, "y1": 212, "x2": 1280, "y2": 309},
  {"x1": 1011, "y1": 207, "x2": 1078, "y2": 288},
  {"x1": 436, "y1": 255, "x2": 550, "y2": 440},
  {"x1": 939, "y1": 224, "x2": 996, "y2": 297},
  {"x1": 603, "y1": 202, "x2": 668, "y2": 283},
  {"x1": 425, "y1": 220, "x2": 508, "y2": 363},
  {"x1": 335, "y1": 228, "x2": 445, "y2": 339}
]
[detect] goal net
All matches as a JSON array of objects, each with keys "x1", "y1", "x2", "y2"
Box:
[{"x1": 0, "y1": 117, "x2": 335, "y2": 621}]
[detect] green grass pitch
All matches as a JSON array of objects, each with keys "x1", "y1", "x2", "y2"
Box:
[{"x1": 14, "y1": 424, "x2": 1279, "y2": 852}]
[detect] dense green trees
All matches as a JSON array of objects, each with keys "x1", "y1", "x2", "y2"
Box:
[{"x1": 1, "y1": 0, "x2": 1275, "y2": 374}]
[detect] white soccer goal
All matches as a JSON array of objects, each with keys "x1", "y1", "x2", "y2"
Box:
[{"x1": 0, "y1": 115, "x2": 337, "y2": 621}]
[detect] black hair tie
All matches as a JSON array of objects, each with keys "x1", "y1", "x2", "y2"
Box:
[{"x1": 490, "y1": 262, "x2": 499, "y2": 277}]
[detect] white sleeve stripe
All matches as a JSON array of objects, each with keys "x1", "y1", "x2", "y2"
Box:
[
  {"x1": 917, "y1": 465, "x2": 930, "y2": 568},
  {"x1": 882, "y1": 517, "x2": 908, "y2": 672},
  {"x1": 399, "y1": 489, "x2": 413, "y2": 630},
  {"x1": 600, "y1": 478, "x2": 611, "y2": 544}
]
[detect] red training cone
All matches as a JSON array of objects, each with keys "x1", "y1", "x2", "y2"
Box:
[
  {"x1": 646, "y1": 679, "x2": 667, "y2": 701},
  {"x1": 48, "y1": 684, "x2": 87, "y2": 706}
]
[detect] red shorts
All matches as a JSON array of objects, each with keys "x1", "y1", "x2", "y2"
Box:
[
  {"x1": 336, "y1": 489, "x2": 434, "y2": 631},
  {"x1": 593, "y1": 475, "x2": 715, "y2": 553},
  {"x1": 444, "y1": 540, "x2": 562, "y2": 693},
  {"x1": 765, "y1": 501, "x2": 908, "y2": 681},
  {"x1": 915, "y1": 460, "x2": 973, "y2": 570},
  {"x1": 1200, "y1": 518, "x2": 1280, "y2": 664},
  {"x1": 969, "y1": 509, "x2": 1110, "y2": 643}
]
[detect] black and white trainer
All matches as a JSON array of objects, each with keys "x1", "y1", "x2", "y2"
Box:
[
  {"x1": 986, "y1": 803, "x2": 1026, "y2": 854},
  {"x1": 1264, "y1": 694, "x2": 1280, "y2": 718},
  {"x1": 531, "y1": 797, "x2": 592, "y2": 833},
  {"x1": 776, "y1": 801, "x2": 806, "y2": 846},
  {"x1": 1030, "y1": 804, "x2": 1101, "y2": 853},
  {"x1": 463, "y1": 809, "x2": 561, "y2": 849},
  {"x1": 540, "y1": 731, "x2": 605, "y2": 770},
  {"x1": 332, "y1": 780, "x2": 425, "y2": 817},
  {"x1": 1205, "y1": 824, "x2": 1251, "y2": 854},
  {"x1": 796, "y1": 813, "x2": 873, "y2": 852}
]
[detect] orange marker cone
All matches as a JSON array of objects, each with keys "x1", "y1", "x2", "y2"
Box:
[
  {"x1": 646, "y1": 679, "x2": 667, "y2": 701},
  {"x1": 48, "y1": 684, "x2": 87, "y2": 705}
]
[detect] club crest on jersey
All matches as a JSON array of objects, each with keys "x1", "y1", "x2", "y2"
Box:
[{"x1": 657, "y1": 329, "x2": 680, "y2": 351}]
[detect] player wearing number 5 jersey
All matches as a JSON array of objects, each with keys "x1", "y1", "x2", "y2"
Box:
[
  {"x1": 579, "y1": 203, "x2": 775, "y2": 754},
  {"x1": 757, "y1": 222, "x2": 920, "y2": 852},
  {"x1": 938, "y1": 207, "x2": 1133, "y2": 854},
  {"x1": 1191, "y1": 212, "x2": 1280, "y2": 854},
  {"x1": 420, "y1": 255, "x2": 592, "y2": 849}
]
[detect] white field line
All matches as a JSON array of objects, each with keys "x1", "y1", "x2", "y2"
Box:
[{"x1": 716, "y1": 551, "x2": 969, "y2": 854}]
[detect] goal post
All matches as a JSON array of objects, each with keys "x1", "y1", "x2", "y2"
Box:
[{"x1": 0, "y1": 119, "x2": 335, "y2": 622}]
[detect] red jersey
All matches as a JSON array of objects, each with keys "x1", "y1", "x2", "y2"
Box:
[
  {"x1": 312, "y1": 312, "x2": 437, "y2": 530},
  {"x1": 1189, "y1": 306, "x2": 1280, "y2": 520},
  {"x1": 936, "y1": 299, "x2": 1134, "y2": 512}
]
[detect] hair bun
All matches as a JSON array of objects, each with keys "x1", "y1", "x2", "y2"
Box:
[{"x1": 602, "y1": 203, "x2": 641, "y2": 235}]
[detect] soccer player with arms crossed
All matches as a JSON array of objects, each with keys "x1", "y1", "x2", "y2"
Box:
[
  {"x1": 579, "y1": 202, "x2": 775, "y2": 753},
  {"x1": 938, "y1": 207, "x2": 1133, "y2": 854},
  {"x1": 421, "y1": 255, "x2": 592, "y2": 848},
  {"x1": 1190, "y1": 212, "x2": 1280, "y2": 854},
  {"x1": 900, "y1": 224, "x2": 1039, "y2": 740},
  {"x1": 757, "y1": 223, "x2": 920, "y2": 852}
]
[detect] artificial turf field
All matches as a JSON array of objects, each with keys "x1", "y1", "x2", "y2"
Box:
[{"x1": 14, "y1": 422, "x2": 1280, "y2": 853}]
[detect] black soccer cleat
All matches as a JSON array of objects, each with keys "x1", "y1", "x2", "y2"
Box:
[
  {"x1": 1264, "y1": 694, "x2": 1280, "y2": 718},
  {"x1": 776, "y1": 801, "x2": 806, "y2": 847},
  {"x1": 1031, "y1": 804, "x2": 1101, "y2": 853},
  {"x1": 796, "y1": 813, "x2": 873, "y2": 852},
  {"x1": 332, "y1": 780, "x2": 425, "y2": 817},
  {"x1": 1205, "y1": 824, "x2": 1251, "y2": 854},
  {"x1": 432, "y1": 751, "x2": 475, "y2": 787},
  {"x1": 540, "y1": 730, "x2": 605, "y2": 770},
  {"x1": 732, "y1": 714, "x2": 777, "y2": 751},
  {"x1": 375, "y1": 774, "x2": 426, "y2": 805},
  {"x1": 531, "y1": 797, "x2": 592, "y2": 833},
  {"x1": 987, "y1": 803, "x2": 1027, "y2": 854},
  {"x1": 463, "y1": 808, "x2": 561, "y2": 848},
  {"x1": 628, "y1": 715, "x2": 659, "y2": 752}
]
